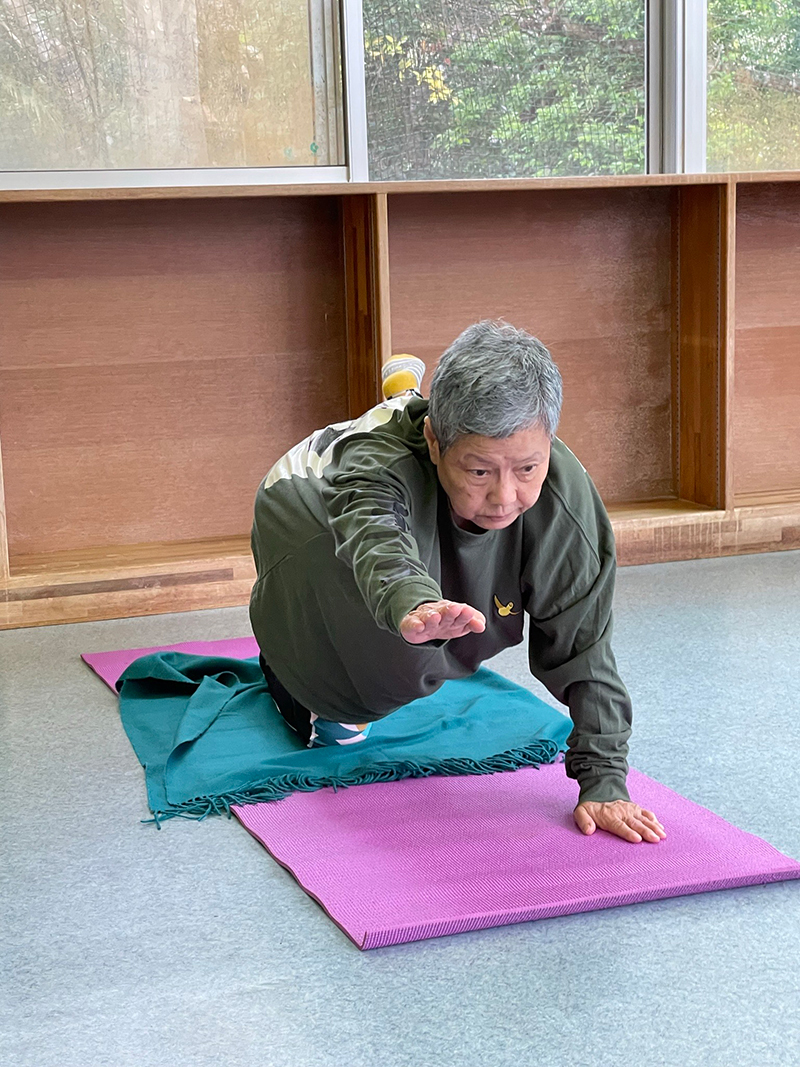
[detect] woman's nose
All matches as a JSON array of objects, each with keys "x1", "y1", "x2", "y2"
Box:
[{"x1": 488, "y1": 475, "x2": 517, "y2": 506}]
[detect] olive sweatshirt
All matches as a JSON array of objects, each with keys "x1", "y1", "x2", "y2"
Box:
[{"x1": 249, "y1": 395, "x2": 632, "y2": 805}]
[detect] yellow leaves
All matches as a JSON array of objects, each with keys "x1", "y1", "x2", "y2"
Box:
[
  {"x1": 366, "y1": 35, "x2": 453, "y2": 103},
  {"x1": 367, "y1": 34, "x2": 408, "y2": 59},
  {"x1": 420, "y1": 66, "x2": 452, "y2": 102}
]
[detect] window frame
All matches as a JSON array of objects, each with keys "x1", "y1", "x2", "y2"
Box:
[{"x1": 649, "y1": 0, "x2": 708, "y2": 174}]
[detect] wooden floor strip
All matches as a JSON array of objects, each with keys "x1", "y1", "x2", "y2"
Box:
[{"x1": 1, "y1": 568, "x2": 235, "y2": 602}]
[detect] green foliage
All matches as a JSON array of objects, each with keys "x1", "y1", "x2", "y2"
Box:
[
  {"x1": 0, "y1": 0, "x2": 131, "y2": 168},
  {"x1": 707, "y1": 0, "x2": 800, "y2": 170},
  {"x1": 364, "y1": 0, "x2": 647, "y2": 179},
  {"x1": 365, "y1": 0, "x2": 800, "y2": 179}
]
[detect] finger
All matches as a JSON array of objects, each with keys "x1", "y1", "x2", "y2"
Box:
[
  {"x1": 451, "y1": 603, "x2": 484, "y2": 629},
  {"x1": 401, "y1": 629, "x2": 429, "y2": 646},
  {"x1": 606, "y1": 818, "x2": 642, "y2": 843},
  {"x1": 442, "y1": 605, "x2": 485, "y2": 635},
  {"x1": 637, "y1": 811, "x2": 667, "y2": 839},
  {"x1": 400, "y1": 616, "x2": 426, "y2": 638},
  {"x1": 401, "y1": 629, "x2": 428, "y2": 645},
  {"x1": 446, "y1": 603, "x2": 470, "y2": 617},
  {"x1": 401, "y1": 611, "x2": 442, "y2": 643},
  {"x1": 437, "y1": 606, "x2": 480, "y2": 638},
  {"x1": 448, "y1": 608, "x2": 482, "y2": 631},
  {"x1": 445, "y1": 603, "x2": 472, "y2": 627},
  {"x1": 624, "y1": 816, "x2": 664, "y2": 843},
  {"x1": 573, "y1": 807, "x2": 596, "y2": 835},
  {"x1": 640, "y1": 808, "x2": 665, "y2": 830},
  {"x1": 631, "y1": 821, "x2": 662, "y2": 843}
]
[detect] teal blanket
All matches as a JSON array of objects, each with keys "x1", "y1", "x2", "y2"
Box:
[{"x1": 116, "y1": 653, "x2": 573, "y2": 825}]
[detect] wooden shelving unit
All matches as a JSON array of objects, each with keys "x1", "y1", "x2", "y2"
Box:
[{"x1": 2, "y1": 172, "x2": 799, "y2": 629}]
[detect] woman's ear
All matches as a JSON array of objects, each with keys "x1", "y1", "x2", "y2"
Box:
[{"x1": 423, "y1": 417, "x2": 441, "y2": 465}]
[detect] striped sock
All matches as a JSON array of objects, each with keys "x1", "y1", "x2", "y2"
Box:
[{"x1": 381, "y1": 354, "x2": 426, "y2": 399}]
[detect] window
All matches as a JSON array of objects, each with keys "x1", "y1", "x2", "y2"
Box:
[
  {"x1": 5, "y1": 1, "x2": 800, "y2": 184},
  {"x1": 707, "y1": 0, "x2": 800, "y2": 172},
  {"x1": 363, "y1": 0, "x2": 646, "y2": 180},
  {"x1": 0, "y1": 0, "x2": 344, "y2": 170}
]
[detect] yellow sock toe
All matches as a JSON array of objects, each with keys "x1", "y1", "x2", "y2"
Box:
[{"x1": 382, "y1": 369, "x2": 419, "y2": 399}]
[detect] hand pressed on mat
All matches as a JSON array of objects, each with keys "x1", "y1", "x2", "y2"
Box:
[
  {"x1": 574, "y1": 800, "x2": 667, "y2": 844},
  {"x1": 400, "y1": 600, "x2": 487, "y2": 644}
]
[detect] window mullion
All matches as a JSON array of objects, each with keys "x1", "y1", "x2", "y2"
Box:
[
  {"x1": 683, "y1": 0, "x2": 708, "y2": 173},
  {"x1": 653, "y1": 0, "x2": 707, "y2": 174},
  {"x1": 341, "y1": 0, "x2": 369, "y2": 182},
  {"x1": 646, "y1": 0, "x2": 665, "y2": 173}
]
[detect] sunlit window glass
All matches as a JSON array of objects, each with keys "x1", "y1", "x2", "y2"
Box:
[
  {"x1": 708, "y1": 0, "x2": 800, "y2": 172},
  {"x1": 364, "y1": 0, "x2": 646, "y2": 180},
  {"x1": 0, "y1": 0, "x2": 344, "y2": 170}
]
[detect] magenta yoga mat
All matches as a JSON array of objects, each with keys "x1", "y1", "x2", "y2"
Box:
[
  {"x1": 82, "y1": 637, "x2": 260, "y2": 691},
  {"x1": 232, "y1": 764, "x2": 800, "y2": 950},
  {"x1": 83, "y1": 637, "x2": 800, "y2": 949}
]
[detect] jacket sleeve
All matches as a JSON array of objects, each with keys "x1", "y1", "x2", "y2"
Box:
[
  {"x1": 321, "y1": 433, "x2": 443, "y2": 635},
  {"x1": 524, "y1": 481, "x2": 632, "y2": 805}
]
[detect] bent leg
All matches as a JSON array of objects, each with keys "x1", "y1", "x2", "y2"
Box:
[
  {"x1": 260, "y1": 655, "x2": 373, "y2": 749},
  {"x1": 308, "y1": 715, "x2": 373, "y2": 748}
]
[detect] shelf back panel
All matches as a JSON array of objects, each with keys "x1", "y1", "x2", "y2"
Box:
[
  {"x1": 387, "y1": 188, "x2": 675, "y2": 504},
  {"x1": 0, "y1": 197, "x2": 347, "y2": 559},
  {"x1": 734, "y1": 183, "x2": 800, "y2": 502}
]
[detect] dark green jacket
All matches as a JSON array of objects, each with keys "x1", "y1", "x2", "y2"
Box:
[{"x1": 250, "y1": 396, "x2": 632, "y2": 804}]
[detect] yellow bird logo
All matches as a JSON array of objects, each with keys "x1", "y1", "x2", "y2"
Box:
[{"x1": 493, "y1": 595, "x2": 520, "y2": 617}]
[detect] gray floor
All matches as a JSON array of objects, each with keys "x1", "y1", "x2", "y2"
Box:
[{"x1": 2, "y1": 552, "x2": 800, "y2": 1067}]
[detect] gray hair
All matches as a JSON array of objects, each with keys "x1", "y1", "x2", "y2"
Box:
[{"x1": 428, "y1": 321, "x2": 563, "y2": 453}]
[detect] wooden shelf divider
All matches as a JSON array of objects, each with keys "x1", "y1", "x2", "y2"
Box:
[
  {"x1": 0, "y1": 537, "x2": 255, "y2": 631},
  {"x1": 674, "y1": 183, "x2": 728, "y2": 510},
  {"x1": 722, "y1": 179, "x2": 737, "y2": 511},
  {"x1": 611, "y1": 499, "x2": 800, "y2": 567},
  {"x1": 342, "y1": 194, "x2": 387, "y2": 417},
  {"x1": 0, "y1": 431, "x2": 9, "y2": 582},
  {"x1": 373, "y1": 192, "x2": 393, "y2": 366}
]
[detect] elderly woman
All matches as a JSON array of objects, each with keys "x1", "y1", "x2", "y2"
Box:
[{"x1": 249, "y1": 320, "x2": 665, "y2": 845}]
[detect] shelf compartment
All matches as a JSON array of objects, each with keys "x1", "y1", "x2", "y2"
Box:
[
  {"x1": 385, "y1": 185, "x2": 729, "y2": 511},
  {"x1": 0, "y1": 196, "x2": 348, "y2": 563},
  {"x1": 733, "y1": 182, "x2": 800, "y2": 505},
  {"x1": 0, "y1": 536, "x2": 255, "y2": 630}
]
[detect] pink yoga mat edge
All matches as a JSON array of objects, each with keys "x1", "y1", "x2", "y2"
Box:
[
  {"x1": 231, "y1": 764, "x2": 800, "y2": 951},
  {"x1": 82, "y1": 637, "x2": 260, "y2": 691},
  {"x1": 357, "y1": 868, "x2": 800, "y2": 950},
  {"x1": 234, "y1": 817, "x2": 368, "y2": 950},
  {"x1": 235, "y1": 803, "x2": 800, "y2": 951}
]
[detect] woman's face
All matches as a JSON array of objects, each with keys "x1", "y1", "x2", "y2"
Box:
[{"x1": 423, "y1": 418, "x2": 552, "y2": 531}]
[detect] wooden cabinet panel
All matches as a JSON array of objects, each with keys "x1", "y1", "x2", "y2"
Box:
[
  {"x1": 0, "y1": 197, "x2": 347, "y2": 558},
  {"x1": 386, "y1": 188, "x2": 675, "y2": 504},
  {"x1": 734, "y1": 184, "x2": 800, "y2": 503}
]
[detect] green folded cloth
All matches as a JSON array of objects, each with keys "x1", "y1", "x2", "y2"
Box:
[{"x1": 116, "y1": 653, "x2": 573, "y2": 825}]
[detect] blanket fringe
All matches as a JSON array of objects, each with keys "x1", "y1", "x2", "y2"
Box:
[{"x1": 143, "y1": 739, "x2": 564, "y2": 828}]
